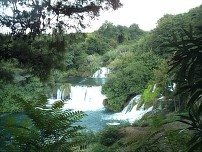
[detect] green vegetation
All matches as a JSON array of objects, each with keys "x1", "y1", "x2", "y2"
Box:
[
  {"x1": 0, "y1": 0, "x2": 122, "y2": 151},
  {"x1": 74, "y1": 115, "x2": 191, "y2": 152},
  {"x1": 0, "y1": 98, "x2": 86, "y2": 151},
  {"x1": 167, "y1": 24, "x2": 202, "y2": 151},
  {"x1": 137, "y1": 84, "x2": 160, "y2": 110},
  {"x1": 0, "y1": 0, "x2": 202, "y2": 151},
  {"x1": 102, "y1": 50, "x2": 160, "y2": 111}
]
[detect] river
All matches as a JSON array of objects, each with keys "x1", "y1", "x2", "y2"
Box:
[{"x1": 49, "y1": 68, "x2": 152, "y2": 132}]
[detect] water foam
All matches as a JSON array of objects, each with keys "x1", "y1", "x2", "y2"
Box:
[
  {"x1": 103, "y1": 95, "x2": 152, "y2": 124},
  {"x1": 63, "y1": 85, "x2": 106, "y2": 111}
]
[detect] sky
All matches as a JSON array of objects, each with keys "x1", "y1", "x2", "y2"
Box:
[{"x1": 84, "y1": 0, "x2": 202, "y2": 32}]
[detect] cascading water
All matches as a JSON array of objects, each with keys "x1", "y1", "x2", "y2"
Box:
[
  {"x1": 105, "y1": 95, "x2": 152, "y2": 124},
  {"x1": 57, "y1": 89, "x2": 64, "y2": 100},
  {"x1": 63, "y1": 85, "x2": 106, "y2": 111},
  {"x1": 49, "y1": 67, "x2": 152, "y2": 131}
]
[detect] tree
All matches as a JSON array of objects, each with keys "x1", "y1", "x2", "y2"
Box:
[
  {"x1": 97, "y1": 21, "x2": 119, "y2": 40},
  {"x1": 0, "y1": 0, "x2": 122, "y2": 82},
  {"x1": 0, "y1": 0, "x2": 123, "y2": 150},
  {"x1": 128, "y1": 23, "x2": 144, "y2": 40},
  {"x1": 168, "y1": 25, "x2": 202, "y2": 151},
  {"x1": 85, "y1": 35, "x2": 111, "y2": 55},
  {"x1": 138, "y1": 13, "x2": 191, "y2": 57},
  {"x1": 0, "y1": 32, "x2": 66, "y2": 81},
  {"x1": 102, "y1": 51, "x2": 160, "y2": 112},
  {"x1": 0, "y1": 0, "x2": 122, "y2": 36}
]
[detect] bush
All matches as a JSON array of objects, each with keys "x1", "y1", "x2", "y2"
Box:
[
  {"x1": 98, "y1": 126, "x2": 123, "y2": 147},
  {"x1": 90, "y1": 143, "x2": 112, "y2": 152}
]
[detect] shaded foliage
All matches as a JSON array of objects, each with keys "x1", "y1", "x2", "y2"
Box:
[
  {"x1": 179, "y1": 105, "x2": 202, "y2": 152},
  {"x1": 168, "y1": 25, "x2": 202, "y2": 151},
  {"x1": 98, "y1": 126, "x2": 123, "y2": 147},
  {"x1": 0, "y1": 0, "x2": 122, "y2": 36},
  {"x1": 0, "y1": 77, "x2": 48, "y2": 112},
  {"x1": 0, "y1": 32, "x2": 67, "y2": 82},
  {"x1": 0, "y1": 97, "x2": 86, "y2": 152}
]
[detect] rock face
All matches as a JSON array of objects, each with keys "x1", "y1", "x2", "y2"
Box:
[{"x1": 103, "y1": 98, "x2": 108, "y2": 106}]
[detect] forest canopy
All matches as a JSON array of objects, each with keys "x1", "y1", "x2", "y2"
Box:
[
  {"x1": 0, "y1": 1, "x2": 202, "y2": 151},
  {"x1": 0, "y1": 0, "x2": 122, "y2": 82},
  {"x1": 0, "y1": 0, "x2": 122, "y2": 35}
]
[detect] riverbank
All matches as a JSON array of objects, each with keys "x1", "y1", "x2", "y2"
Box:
[{"x1": 77, "y1": 113, "x2": 191, "y2": 152}]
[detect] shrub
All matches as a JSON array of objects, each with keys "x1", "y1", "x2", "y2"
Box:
[
  {"x1": 90, "y1": 143, "x2": 112, "y2": 152},
  {"x1": 98, "y1": 126, "x2": 123, "y2": 147}
]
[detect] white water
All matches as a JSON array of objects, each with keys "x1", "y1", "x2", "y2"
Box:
[
  {"x1": 152, "y1": 84, "x2": 157, "y2": 92},
  {"x1": 48, "y1": 68, "x2": 152, "y2": 131},
  {"x1": 52, "y1": 86, "x2": 152, "y2": 124},
  {"x1": 57, "y1": 88, "x2": 64, "y2": 100},
  {"x1": 63, "y1": 86, "x2": 106, "y2": 111},
  {"x1": 104, "y1": 95, "x2": 152, "y2": 124}
]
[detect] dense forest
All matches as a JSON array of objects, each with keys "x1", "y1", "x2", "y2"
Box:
[{"x1": 0, "y1": 0, "x2": 202, "y2": 151}]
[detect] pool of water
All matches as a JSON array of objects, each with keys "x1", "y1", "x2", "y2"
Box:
[{"x1": 53, "y1": 76, "x2": 151, "y2": 132}]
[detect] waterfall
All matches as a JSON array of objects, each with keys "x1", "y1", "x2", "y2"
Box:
[
  {"x1": 48, "y1": 88, "x2": 66, "y2": 105},
  {"x1": 57, "y1": 89, "x2": 62, "y2": 100},
  {"x1": 122, "y1": 95, "x2": 141, "y2": 113},
  {"x1": 48, "y1": 76, "x2": 153, "y2": 130},
  {"x1": 104, "y1": 94, "x2": 152, "y2": 124},
  {"x1": 56, "y1": 86, "x2": 152, "y2": 123},
  {"x1": 56, "y1": 88, "x2": 67, "y2": 100},
  {"x1": 63, "y1": 85, "x2": 106, "y2": 111},
  {"x1": 92, "y1": 67, "x2": 110, "y2": 78},
  {"x1": 152, "y1": 84, "x2": 157, "y2": 92}
]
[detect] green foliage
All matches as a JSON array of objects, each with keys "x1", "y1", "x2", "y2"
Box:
[
  {"x1": 90, "y1": 143, "x2": 112, "y2": 152},
  {"x1": 0, "y1": 33, "x2": 67, "y2": 82},
  {"x1": 97, "y1": 21, "x2": 145, "y2": 44},
  {"x1": 137, "y1": 84, "x2": 160, "y2": 110},
  {"x1": 143, "y1": 85, "x2": 159, "y2": 103},
  {"x1": 131, "y1": 130, "x2": 168, "y2": 152},
  {"x1": 81, "y1": 130, "x2": 98, "y2": 144},
  {"x1": 0, "y1": 77, "x2": 49, "y2": 112},
  {"x1": 153, "y1": 59, "x2": 173, "y2": 95},
  {"x1": 63, "y1": 20, "x2": 146, "y2": 77},
  {"x1": 97, "y1": 21, "x2": 119, "y2": 41},
  {"x1": 98, "y1": 126, "x2": 123, "y2": 147},
  {"x1": 179, "y1": 106, "x2": 202, "y2": 152},
  {"x1": 168, "y1": 25, "x2": 202, "y2": 106},
  {"x1": 102, "y1": 62, "x2": 149, "y2": 111},
  {"x1": 0, "y1": 96, "x2": 86, "y2": 152},
  {"x1": 127, "y1": 129, "x2": 191, "y2": 152},
  {"x1": 135, "y1": 110, "x2": 181, "y2": 129},
  {"x1": 85, "y1": 35, "x2": 111, "y2": 55},
  {"x1": 0, "y1": 0, "x2": 122, "y2": 81},
  {"x1": 167, "y1": 19, "x2": 202, "y2": 150},
  {"x1": 0, "y1": 0, "x2": 122, "y2": 36},
  {"x1": 128, "y1": 24, "x2": 145, "y2": 40},
  {"x1": 102, "y1": 51, "x2": 160, "y2": 112},
  {"x1": 64, "y1": 35, "x2": 106, "y2": 76}
]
